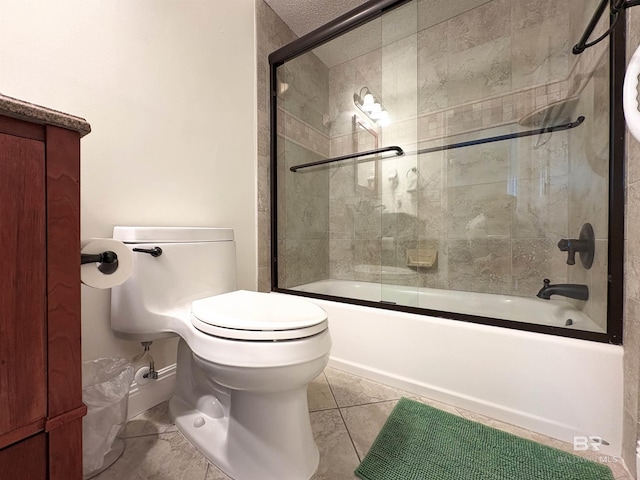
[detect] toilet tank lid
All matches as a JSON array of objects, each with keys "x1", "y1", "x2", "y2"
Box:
[{"x1": 113, "y1": 226, "x2": 234, "y2": 243}]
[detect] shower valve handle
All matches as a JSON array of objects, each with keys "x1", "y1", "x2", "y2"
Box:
[
  {"x1": 132, "y1": 246, "x2": 163, "y2": 257},
  {"x1": 557, "y1": 224, "x2": 595, "y2": 269},
  {"x1": 557, "y1": 239, "x2": 587, "y2": 265}
]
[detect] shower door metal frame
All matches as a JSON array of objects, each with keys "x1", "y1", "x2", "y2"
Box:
[{"x1": 269, "y1": 0, "x2": 626, "y2": 345}]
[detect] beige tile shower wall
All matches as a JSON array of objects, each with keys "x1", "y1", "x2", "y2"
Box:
[
  {"x1": 567, "y1": 52, "x2": 610, "y2": 331},
  {"x1": 419, "y1": 0, "x2": 574, "y2": 298},
  {"x1": 276, "y1": 43, "x2": 332, "y2": 289},
  {"x1": 277, "y1": 138, "x2": 330, "y2": 288},
  {"x1": 260, "y1": 0, "x2": 613, "y2": 318},
  {"x1": 256, "y1": 0, "x2": 297, "y2": 291},
  {"x1": 256, "y1": 1, "x2": 331, "y2": 292},
  {"x1": 276, "y1": 108, "x2": 330, "y2": 158},
  {"x1": 562, "y1": 0, "x2": 611, "y2": 331},
  {"x1": 327, "y1": 0, "x2": 581, "y2": 297}
]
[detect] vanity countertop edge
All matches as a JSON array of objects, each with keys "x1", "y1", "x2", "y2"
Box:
[{"x1": 0, "y1": 93, "x2": 91, "y2": 137}]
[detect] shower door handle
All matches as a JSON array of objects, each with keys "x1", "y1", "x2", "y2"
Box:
[{"x1": 290, "y1": 146, "x2": 404, "y2": 172}]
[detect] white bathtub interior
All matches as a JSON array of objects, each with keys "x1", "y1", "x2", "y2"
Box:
[{"x1": 294, "y1": 279, "x2": 605, "y2": 333}]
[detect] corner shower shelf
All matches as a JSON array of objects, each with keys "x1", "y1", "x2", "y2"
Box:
[{"x1": 290, "y1": 116, "x2": 585, "y2": 172}]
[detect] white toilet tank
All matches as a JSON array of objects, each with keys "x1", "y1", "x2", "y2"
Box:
[{"x1": 111, "y1": 227, "x2": 238, "y2": 341}]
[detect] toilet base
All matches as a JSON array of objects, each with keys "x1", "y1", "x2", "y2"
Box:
[
  {"x1": 170, "y1": 390, "x2": 319, "y2": 480},
  {"x1": 169, "y1": 339, "x2": 324, "y2": 480}
]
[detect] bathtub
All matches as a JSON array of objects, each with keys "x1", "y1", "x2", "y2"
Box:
[
  {"x1": 281, "y1": 279, "x2": 624, "y2": 455},
  {"x1": 294, "y1": 279, "x2": 604, "y2": 332}
]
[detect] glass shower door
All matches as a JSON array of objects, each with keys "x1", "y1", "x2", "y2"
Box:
[
  {"x1": 272, "y1": 0, "x2": 618, "y2": 339},
  {"x1": 275, "y1": 51, "x2": 331, "y2": 292},
  {"x1": 378, "y1": 0, "x2": 420, "y2": 307}
]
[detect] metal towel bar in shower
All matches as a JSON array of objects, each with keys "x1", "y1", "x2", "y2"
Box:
[
  {"x1": 404, "y1": 116, "x2": 585, "y2": 157},
  {"x1": 289, "y1": 146, "x2": 404, "y2": 172},
  {"x1": 289, "y1": 117, "x2": 584, "y2": 172}
]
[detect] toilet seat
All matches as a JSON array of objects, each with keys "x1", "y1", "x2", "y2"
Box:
[{"x1": 191, "y1": 290, "x2": 328, "y2": 341}]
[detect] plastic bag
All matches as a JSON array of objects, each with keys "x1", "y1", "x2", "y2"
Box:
[{"x1": 82, "y1": 358, "x2": 135, "y2": 476}]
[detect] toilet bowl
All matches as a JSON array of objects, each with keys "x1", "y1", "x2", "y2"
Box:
[{"x1": 110, "y1": 227, "x2": 331, "y2": 480}]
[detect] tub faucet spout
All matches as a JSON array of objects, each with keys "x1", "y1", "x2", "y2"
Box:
[{"x1": 536, "y1": 278, "x2": 589, "y2": 301}]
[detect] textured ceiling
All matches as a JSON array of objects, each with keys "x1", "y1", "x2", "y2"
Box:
[{"x1": 264, "y1": 0, "x2": 369, "y2": 37}]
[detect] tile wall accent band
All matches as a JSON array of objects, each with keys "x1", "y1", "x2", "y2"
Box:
[
  {"x1": 277, "y1": 106, "x2": 330, "y2": 158},
  {"x1": 280, "y1": 78, "x2": 575, "y2": 161}
]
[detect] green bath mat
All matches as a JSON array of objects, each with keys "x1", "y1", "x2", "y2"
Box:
[{"x1": 355, "y1": 398, "x2": 614, "y2": 480}]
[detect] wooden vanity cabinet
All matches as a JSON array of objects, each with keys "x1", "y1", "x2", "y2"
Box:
[{"x1": 0, "y1": 114, "x2": 85, "y2": 479}]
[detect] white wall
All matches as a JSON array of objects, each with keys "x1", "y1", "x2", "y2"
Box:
[{"x1": 0, "y1": 0, "x2": 257, "y2": 368}]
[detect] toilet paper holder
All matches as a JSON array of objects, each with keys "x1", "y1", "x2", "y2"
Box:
[{"x1": 81, "y1": 250, "x2": 118, "y2": 275}]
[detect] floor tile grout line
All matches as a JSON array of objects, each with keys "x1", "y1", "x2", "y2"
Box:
[
  {"x1": 121, "y1": 430, "x2": 178, "y2": 440},
  {"x1": 319, "y1": 371, "x2": 340, "y2": 408},
  {"x1": 309, "y1": 406, "x2": 341, "y2": 413},
  {"x1": 323, "y1": 372, "x2": 363, "y2": 462},
  {"x1": 337, "y1": 406, "x2": 363, "y2": 462},
  {"x1": 337, "y1": 398, "x2": 404, "y2": 409},
  {"x1": 310, "y1": 397, "x2": 412, "y2": 412}
]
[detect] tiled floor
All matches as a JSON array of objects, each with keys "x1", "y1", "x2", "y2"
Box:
[{"x1": 94, "y1": 367, "x2": 632, "y2": 480}]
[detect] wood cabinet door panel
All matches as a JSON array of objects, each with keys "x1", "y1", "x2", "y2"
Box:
[
  {"x1": 45, "y1": 125, "x2": 81, "y2": 418},
  {"x1": 0, "y1": 132, "x2": 46, "y2": 436},
  {"x1": 0, "y1": 433, "x2": 46, "y2": 479}
]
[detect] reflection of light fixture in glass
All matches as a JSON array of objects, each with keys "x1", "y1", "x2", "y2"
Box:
[
  {"x1": 379, "y1": 110, "x2": 390, "y2": 127},
  {"x1": 362, "y1": 93, "x2": 374, "y2": 112},
  {"x1": 370, "y1": 102, "x2": 382, "y2": 119},
  {"x1": 277, "y1": 80, "x2": 289, "y2": 96},
  {"x1": 353, "y1": 87, "x2": 390, "y2": 127}
]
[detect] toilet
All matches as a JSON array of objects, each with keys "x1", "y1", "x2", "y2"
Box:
[{"x1": 110, "y1": 226, "x2": 331, "y2": 480}]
